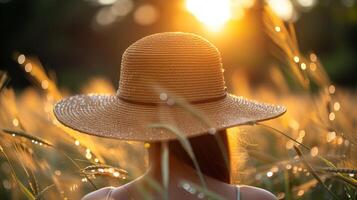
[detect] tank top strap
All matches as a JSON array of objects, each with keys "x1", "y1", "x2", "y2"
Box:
[{"x1": 236, "y1": 185, "x2": 241, "y2": 200}]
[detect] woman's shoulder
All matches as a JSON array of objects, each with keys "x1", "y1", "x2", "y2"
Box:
[
  {"x1": 81, "y1": 187, "x2": 114, "y2": 200},
  {"x1": 81, "y1": 184, "x2": 131, "y2": 200},
  {"x1": 81, "y1": 183, "x2": 277, "y2": 200},
  {"x1": 239, "y1": 185, "x2": 277, "y2": 200}
]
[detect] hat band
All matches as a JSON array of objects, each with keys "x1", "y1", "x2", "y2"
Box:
[{"x1": 118, "y1": 93, "x2": 227, "y2": 106}]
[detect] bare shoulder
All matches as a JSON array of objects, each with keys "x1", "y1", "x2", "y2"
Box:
[
  {"x1": 240, "y1": 185, "x2": 277, "y2": 200},
  {"x1": 81, "y1": 187, "x2": 115, "y2": 200},
  {"x1": 81, "y1": 185, "x2": 131, "y2": 200}
]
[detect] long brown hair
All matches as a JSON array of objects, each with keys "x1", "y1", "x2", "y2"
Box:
[{"x1": 151, "y1": 129, "x2": 231, "y2": 183}]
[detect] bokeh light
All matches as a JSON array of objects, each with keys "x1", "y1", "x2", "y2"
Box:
[
  {"x1": 326, "y1": 131, "x2": 336, "y2": 142},
  {"x1": 133, "y1": 4, "x2": 159, "y2": 26},
  {"x1": 309, "y1": 63, "x2": 317, "y2": 71},
  {"x1": 17, "y1": 54, "x2": 25, "y2": 64},
  {"x1": 296, "y1": 0, "x2": 317, "y2": 9},
  {"x1": 97, "y1": 0, "x2": 117, "y2": 5},
  {"x1": 310, "y1": 146, "x2": 319, "y2": 157},
  {"x1": 328, "y1": 85, "x2": 335, "y2": 94},
  {"x1": 94, "y1": 0, "x2": 133, "y2": 27},
  {"x1": 111, "y1": 0, "x2": 133, "y2": 17},
  {"x1": 333, "y1": 102, "x2": 340, "y2": 111},
  {"x1": 96, "y1": 7, "x2": 116, "y2": 26},
  {"x1": 274, "y1": 26, "x2": 281, "y2": 32},
  {"x1": 24, "y1": 63, "x2": 32, "y2": 73}
]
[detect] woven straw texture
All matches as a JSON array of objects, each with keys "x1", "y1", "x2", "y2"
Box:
[{"x1": 54, "y1": 32, "x2": 286, "y2": 141}]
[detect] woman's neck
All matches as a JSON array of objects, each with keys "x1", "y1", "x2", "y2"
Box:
[
  {"x1": 125, "y1": 144, "x2": 233, "y2": 199},
  {"x1": 147, "y1": 151, "x2": 204, "y2": 185},
  {"x1": 145, "y1": 143, "x2": 213, "y2": 190}
]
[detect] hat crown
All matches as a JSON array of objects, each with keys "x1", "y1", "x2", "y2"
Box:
[{"x1": 118, "y1": 32, "x2": 226, "y2": 103}]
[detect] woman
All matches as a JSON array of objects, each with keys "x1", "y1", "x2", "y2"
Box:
[{"x1": 54, "y1": 32, "x2": 286, "y2": 199}]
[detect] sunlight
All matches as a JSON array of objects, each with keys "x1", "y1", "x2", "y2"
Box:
[
  {"x1": 185, "y1": 0, "x2": 232, "y2": 31},
  {"x1": 267, "y1": 0, "x2": 294, "y2": 21}
]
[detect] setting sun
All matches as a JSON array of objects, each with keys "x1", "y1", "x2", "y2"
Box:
[{"x1": 185, "y1": 0, "x2": 232, "y2": 31}]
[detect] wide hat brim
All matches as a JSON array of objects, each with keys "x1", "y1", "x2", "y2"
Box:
[{"x1": 54, "y1": 93, "x2": 286, "y2": 141}]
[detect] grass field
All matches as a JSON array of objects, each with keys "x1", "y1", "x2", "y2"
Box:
[{"x1": 0, "y1": 5, "x2": 356, "y2": 200}]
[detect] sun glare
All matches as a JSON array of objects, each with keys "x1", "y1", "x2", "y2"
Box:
[
  {"x1": 185, "y1": 0, "x2": 232, "y2": 31},
  {"x1": 267, "y1": 0, "x2": 294, "y2": 21}
]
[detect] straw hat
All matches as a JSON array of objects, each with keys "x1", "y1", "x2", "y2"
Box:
[{"x1": 54, "y1": 32, "x2": 286, "y2": 141}]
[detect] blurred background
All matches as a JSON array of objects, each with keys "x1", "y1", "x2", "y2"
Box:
[
  {"x1": 0, "y1": 0, "x2": 357, "y2": 199},
  {"x1": 0, "y1": 0, "x2": 356, "y2": 91}
]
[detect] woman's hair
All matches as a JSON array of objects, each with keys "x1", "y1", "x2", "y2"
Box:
[{"x1": 151, "y1": 129, "x2": 231, "y2": 183}]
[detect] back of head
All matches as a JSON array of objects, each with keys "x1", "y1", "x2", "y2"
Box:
[
  {"x1": 149, "y1": 129, "x2": 231, "y2": 183},
  {"x1": 169, "y1": 130, "x2": 231, "y2": 183}
]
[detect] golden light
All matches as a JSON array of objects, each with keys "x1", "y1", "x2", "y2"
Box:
[
  {"x1": 54, "y1": 170, "x2": 62, "y2": 176},
  {"x1": 293, "y1": 56, "x2": 300, "y2": 63},
  {"x1": 337, "y1": 137, "x2": 343, "y2": 145},
  {"x1": 96, "y1": 7, "x2": 116, "y2": 26},
  {"x1": 285, "y1": 140, "x2": 294, "y2": 149},
  {"x1": 300, "y1": 63, "x2": 307, "y2": 70},
  {"x1": 236, "y1": 0, "x2": 255, "y2": 8},
  {"x1": 310, "y1": 53, "x2": 317, "y2": 62},
  {"x1": 185, "y1": 0, "x2": 232, "y2": 31},
  {"x1": 326, "y1": 131, "x2": 336, "y2": 142},
  {"x1": 296, "y1": 0, "x2": 317, "y2": 8},
  {"x1": 271, "y1": 166, "x2": 279, "y2": 173},
  {"x1": 329, "y1": 112, "x2": 335, "y2": 121},
  {"x1": 288, "y1": 119, "x2": 300, "y2": 130},
  {"x1": 333, "y1": 102, "x2": 340, "y2": 111},
  {"x1": 113, "y1": 172, "x2": 120, "y2": 177},
  {"x1": 111, "y1": 0, "x2": 133, "y2": 17},
  {"x1": 297, "y1": 190, "x2": 305, "y2": 196},
  {"x1": 267, "y1": 171, "x2": 273, "y2": 177},
  {"x1": 310, "y1": 146, "x2": 318, "y2": 157},
  {"x1": 134, "y1": 4, "x2": 159, "y2": 26},
  {"x1": 41, "y1": 80, "x2": 49, "y2": 89},
  {"x1": 309, "y1": 63, "x2": 317, "y2": 71},
  {"x1": 98, "y1": 0, "x2": 117, "y2": 5},
  {"x1": 267, "y1": 0, "x2": 294, "y2": 21},
  {"x1": 144, "y1": 143, "x2": 150, "y2": 149},
  {"x1": 24, "y1": 63, "x2": 32, "y2": 72},
  {"x1": 17, "y1": 54, "x2": 26, "y2": 64},
  {"x1": 328, "y1": 85, "x2": 335, "y2": 94},
  {"x1": 12, "y1": 118, "x2": 19, "y2": 127},
  {"x1": 274, "y1": 26, "x2": 281, "y2": 32},
  {"x1": 85, "y1": 152, "x2": 92, "y2": 160},
  {"x1": 298, "y1": 130, "x2": 306, "y2": 138}
]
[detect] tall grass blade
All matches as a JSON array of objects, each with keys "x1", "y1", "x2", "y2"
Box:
[
  {"x1": 0, "y1": 71, "x2": 10, "y2": 92},
  {"x1": 1, "y1": 129, "x2": 98, "y2": 190},
  {"x1": 318, "y1": 168, "x2": 357, "y2": 174},
  {"x1": 2, "y1": 129, "x2": 53, "y2": 147},
  {"x1": 283, "y1": 170, "x2": 292, "y2": 200},
  {"x1": 293, "y1": 146, "x2": 341, "y2": 200},
  {"x1": 61, "y1": 152, "x2": 98, "y2": 190},
  {"x1": 36, "y1": 184, "x2": 55, "y2": 199},
  {"x1": 256, "y1": 123, "x2": 311, "y2": 150},
  {"x1": 148, "y1": 123, "x2": 207, "y2": 192},
  {"x1": 0, "y1": 145, "x2": 36, "y2": 200},
  {"x1": 161, "y1": 142, "x2": 169, "y2": 200},
  {"x1": 144, "y1": 177, "x2": 165, "y2": 195}
]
